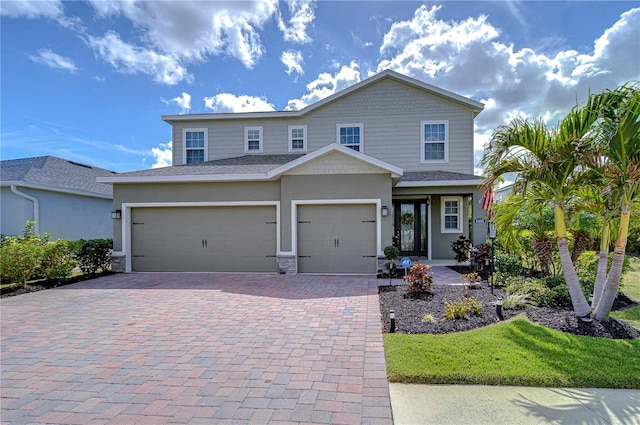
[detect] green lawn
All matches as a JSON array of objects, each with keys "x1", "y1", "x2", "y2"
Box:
[
  {"x1": 384, "y1": 315, "x2": 640, "y2": 388},
  {"x1": 610, "y1": 256, "x2": 640, "y2": 330},
  {"x1": 384, "y1": 258, "x2": 640, "y2": 389}
]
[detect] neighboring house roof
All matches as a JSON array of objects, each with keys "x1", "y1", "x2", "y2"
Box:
[
  {"x1": 396, "y1": 171, "x2": 483, "y2": 187},
  {"x1": 0, "y1": 156, "x2": 115, "y2": 198},
  {"x1": 162, "y1": 70, "x2": 484, "y2": 124},
  {"x1": 98, "y1": 144, "x2": 403, "y2": 184}
]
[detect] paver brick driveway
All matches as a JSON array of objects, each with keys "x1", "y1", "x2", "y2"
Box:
[{"x1": 1, "y1": 273, "x2": 393, "y2": 425}]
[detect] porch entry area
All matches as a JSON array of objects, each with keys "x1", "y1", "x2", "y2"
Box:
[{"x1": 393, "y1": 200, "x2": 429, "y2": 257}]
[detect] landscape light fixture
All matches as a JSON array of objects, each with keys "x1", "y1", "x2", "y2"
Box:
[
  {"x1": 389, "y1": 310, "x2": 396, "y2": 333},
  {"x1": 111, "y1": 210, "x2": 122, "y2": 220}
]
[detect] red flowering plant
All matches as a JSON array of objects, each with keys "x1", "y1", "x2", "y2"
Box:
[{"x1": 404, "y1": 263, "x2": 433, "y2": 295}]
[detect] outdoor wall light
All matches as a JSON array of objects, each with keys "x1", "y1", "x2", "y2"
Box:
[
  {"x1": 381, "y1": 206, "x2": 389, "y2": 217},
  {"x1": 111, "y1": 210, "x2": 122, "y2": 220}
]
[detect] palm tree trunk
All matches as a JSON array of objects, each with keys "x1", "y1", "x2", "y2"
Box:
[
  {"x1": 591, "y1": 222, "x2": 610, "y2": 310},
  {"x1": 594, "y1": 212, "x2": 629, "y2": 321},
  {"x1": 555, "y1": 205, "x2": 591, "y2": 317}
]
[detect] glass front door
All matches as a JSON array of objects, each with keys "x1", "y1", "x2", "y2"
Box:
[{"x1": 393, "y1": 201, "x2": 428, "y2": 256}]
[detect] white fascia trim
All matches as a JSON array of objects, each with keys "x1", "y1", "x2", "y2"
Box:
[
  {"x1": 97, "y1": 173, "x2": 270, "y2": 184},
  {"x1": 290, "y1": 199, "x2": 383, "y2": 266},
  {"x1": 120, "y1": 201, "x2": 280, "y2": 273},
  {"x1": 268, "y1": 143, "x2": 404, "y2": 179},
  {"x1": 396, "y1": 180, "x2": 481, "y2": 188},
  {"x1": 2, "y1": 181, "x2": 112, "y2": 199}
]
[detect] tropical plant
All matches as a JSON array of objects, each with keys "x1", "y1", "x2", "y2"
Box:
[
  {"x1": 451, "y1": 235, "x2": 472, "y2": 264},
  {"x1": 581, "y1": 83, "x2": 640, "y2": 320},
  {"x1": 481, "y1": 107, "x2": 600, "y2": 318},
  {"x1": 404, "y1": 263, "x2": 433, "y2": 294},
  {"x1": 443, "y1": 296, "x2": 483, "y2": 319}
]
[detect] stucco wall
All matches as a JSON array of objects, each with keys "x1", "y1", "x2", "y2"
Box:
[
  {"x1": 280, "y1": 174, "x2": 392, "y2": 252},
  {"x1": 111, "y1": 181, "x2": 281, "y2": 251},
  {"x1": 0, "y1": 187, "x2": 112, "y2": 240}
]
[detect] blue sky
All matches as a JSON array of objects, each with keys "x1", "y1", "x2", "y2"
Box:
[{"x1": 1, "y1": 1, "x2": 638, "y2": 173}]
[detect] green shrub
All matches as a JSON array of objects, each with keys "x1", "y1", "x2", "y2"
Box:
[
  {"x1": 504, "y1": 277, "x2": 555, "y2": 307},
  {"x1": 74, "y1": 239, "x2": 112, "y2": 276},
  {"x1": 40, "y1": 239, "x2": 76, "y2": 281},
  {"x1": 444, "y1": 296, "x2": 483, "y2": 319},
  {"x1": 0, "y1": 223, "x2": 47, "y2": 286},
  {"x1": 495, "y1": 252, "x2": 525, "y2": 277}
]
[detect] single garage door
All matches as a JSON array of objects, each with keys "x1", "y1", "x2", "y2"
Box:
[
  {"x1": 297, "y1": 204, "x2": 377, "y2": 274},
  {"x1": 131, "y1": 206, "x2": 277, "y2": 272}
]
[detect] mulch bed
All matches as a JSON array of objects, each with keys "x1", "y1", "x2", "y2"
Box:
[{"x1": 379, "y1": 283, "x2": 640, "y2": 340}]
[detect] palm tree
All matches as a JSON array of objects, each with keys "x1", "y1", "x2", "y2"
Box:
[
  {"x1": 583, "y1": 83, "x2": 640, "y2": 320},
  {"x1": 482, "y1": 111, "x2": 598, "y2": 318}
]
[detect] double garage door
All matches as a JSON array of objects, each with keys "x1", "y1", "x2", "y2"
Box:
[
  {"x1": 130, "y1": 204, "x2": 377, "y2": 274},
  {"x1": 131, "y1": 206, "x2": 277, "y2": 272}
]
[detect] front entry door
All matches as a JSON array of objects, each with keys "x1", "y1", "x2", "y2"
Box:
[{"x1": 394, "y1": 201, "x2": 428, "y2": 257}]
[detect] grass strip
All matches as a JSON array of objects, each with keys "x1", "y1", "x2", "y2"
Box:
[
  {"x1": 610, "y1": 305, "x2": 640, "y2": 330},
  {"x1": 384, "y1": 315, "x2": 640, "y2": 388}
]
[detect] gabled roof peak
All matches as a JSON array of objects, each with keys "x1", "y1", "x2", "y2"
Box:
[{"x1": 162, "y1": 70, "x2": 484, "y2": 123}]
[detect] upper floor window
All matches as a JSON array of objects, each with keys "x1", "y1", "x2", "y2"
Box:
[
  {"x1": 288, "y1": 125, "x2": 307, "y2": 152},
  {"x1": 441, "y1": 196, "x2": 462, "y2": 233},
  {"x1": 337, "y1": 124, "x2": 363, "y2": 152},
  {"x1": 245, "y1": 126, "x2": 263, "y2": 153},
  {"x1": 183, "y1": 128, "x2": 207, "y2": 164},
  {"x1": 421, "y1": 120, "x2": 448, "y2": 162}
]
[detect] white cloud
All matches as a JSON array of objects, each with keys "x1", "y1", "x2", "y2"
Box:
[
  {"x1": 86, "y1": 0, "x2": 279, "y2": 69},
  {"x1": 203, "y1": 93, "x2": 276, "y2": 113},
  {"x1": 375, "y1": 5, "x2": 640, "y2": 159},
  {"x1": 29, "y1": 49, "x2": 78, "y2": 73},
  {"x1": 278, "y1": 0, "x2": 315, "y2": 44},
  {"x1": 0, "y1": 0, "x2": 63, "y2": 19},
  {"x1": 281, "y1": 50, "x2": 304, "y2": 78},
  {"x1": 86, "y1": 31, "x2": 192, "y2": 85},
  {"x1": 151, "y1": 141, "x2": 173, "y2": 168},
  {"x1": 162, "y1": 92, "x2": 192, "y2": 114},
  {"x1": 285, "y1": 61, "x2": 361, "y2": 110}
]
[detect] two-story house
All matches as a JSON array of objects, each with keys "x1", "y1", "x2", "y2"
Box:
[{"x1": 99, "y1": 70, "x2": 486, "y2": 274}]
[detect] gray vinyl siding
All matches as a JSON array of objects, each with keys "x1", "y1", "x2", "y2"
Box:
[{"x1": 170, "y1": 79, "x2": 476, "y2": 174}]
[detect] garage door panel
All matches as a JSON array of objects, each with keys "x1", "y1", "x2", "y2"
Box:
[
  {"x1": 298, "y1": 204, "x2": 376, "y2": 274},
  {"x1": 132, "y1": 206, "x2": 277, "y2": 272}
]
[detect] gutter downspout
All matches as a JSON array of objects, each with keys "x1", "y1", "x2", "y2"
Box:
[{"x1": 10, "y1": 185, "x2": 40, "y2": 234}]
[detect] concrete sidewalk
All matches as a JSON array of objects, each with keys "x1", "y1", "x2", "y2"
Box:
[{"x1": 389, "y1": 383, "x2": 640, "y2": 425}]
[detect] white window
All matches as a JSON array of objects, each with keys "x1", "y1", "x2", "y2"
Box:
[
  {"x1": 421, "y1": 120, "x2": 448, "y2": 162},
  {"x1": 183, "y1": 128, "x2": 208, "y2": 164},
  {"x1": 336, "y1": 124, "x2": 363, "y2": 152},
  {"x1": 288, "y1": 125, "x2": 307, "y2": 152},
  {"x1": 441, "y1": 196, "x2": 462, "y2": 233},
  {"x1": 245, "y1": 126, "x2": 263, "y2": 153}
]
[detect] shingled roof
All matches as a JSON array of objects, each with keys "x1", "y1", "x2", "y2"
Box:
[
  {"x1": 106, "y1": 154, "x2": 306, "y2": 178},
  {"x1": 0, "y1": 156, "x2": 115, "y2": 197},
  {"x1": 397, "y1": 171, "x2": 482, "y2": 187}
]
